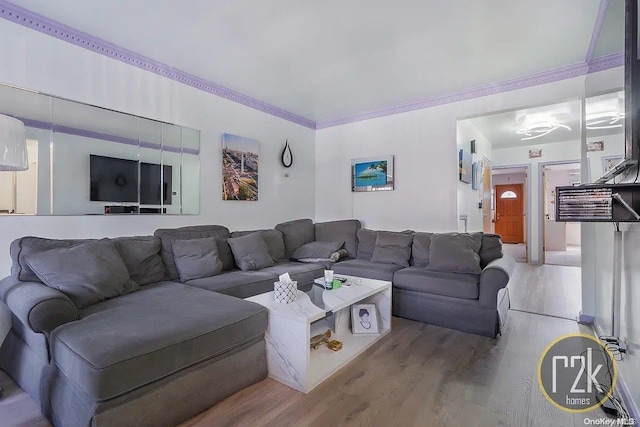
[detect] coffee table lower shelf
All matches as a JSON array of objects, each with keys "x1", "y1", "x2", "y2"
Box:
[{"x1": 247, "y1": 276, "x2": 392, "y2": 394}]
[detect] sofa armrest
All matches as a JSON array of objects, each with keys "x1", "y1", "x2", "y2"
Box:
[
  {"x1": 0, "y1": 276, "x2": 78, "y2": 334},
  {"x1": 478, "y1": 254, "x2": 515, "y2": 308}
]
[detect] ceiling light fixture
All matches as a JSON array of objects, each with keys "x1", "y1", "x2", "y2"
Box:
[
  {"x1": 0, "y1": 114, "x2": 28, "y2": 171},
  {"x1": 586, "y1": 112, "x2": 625, "y2": 130},
  {"x1": 516, "y1": 122, "x2": 571, "y2": 141}
]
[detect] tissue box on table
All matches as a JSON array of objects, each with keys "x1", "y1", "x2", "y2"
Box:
[{"x1": 274, "y1": 273, "x2": 297, "y2": 304}]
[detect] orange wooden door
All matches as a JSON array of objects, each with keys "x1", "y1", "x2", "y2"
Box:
[{"x1": 495, "y1": 184, "x2": 524, "y2": 243}]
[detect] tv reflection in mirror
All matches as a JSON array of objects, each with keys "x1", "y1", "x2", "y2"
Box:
[
  {"x1": 89, "y1": 155, "x2": 172, "y2": 206},
  {"x1": 89, "y1": 155, "x2": 138, "y2": 203}
]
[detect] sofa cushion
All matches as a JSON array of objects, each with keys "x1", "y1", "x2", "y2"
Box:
[
  {"x1": 24, "y1": 240, "x2": 139, "y2": 309},
  {"x1": 172, "y1": 237, "x2": 223, "y2": 282},
  {"x1": 260, "y1": 262, "x2": 325, "y2": 286},
  {"x1": 356, "y1": 229, "x2": 377, "y2": 260},
  {"x1": 275, "y1": 219, "x2": 314, "y2": 258},
  {"x1": 427, "y1": 232, "x2": 483, "y2": 274},
  {"x1": 230, "y1": 229, "x2": 286, "y2": 262},
  {"x1": 290, "y1": 241, "x2": 344, "y2": 260},
  {"x1": 410, "y1": 232, "x2": 433, "y2": 267},
  {"x1": 10, "y1": 236, "x2": 93, "y2": 282},
  {"x1": 227, "y1": 233, "x2": 274, "y2": 271},
  {"x1": 52, "y1": 281, "x2": 267, "y2": 401},
  {"x1": 370, "y1": 231, "x2": 413, "y2": 267},
  {"x1": 332, "y1": 258, "x2": 403, "y2": 282},
  {"x1": 393, "y1": 266, "x2": 480, "y2": 299},
  {"x1": 480, "y1": 233, "x2": 503, "y2": 268},
  {"x1": 314, "y1": 220, "x2": 361, "y2": 258},
  {"x1": 186, "y1": 270, "x2": 278, "y2": 298},
  {"x1": 154, "y1": 225, "x2": 232, "y2": 280},
  {"x1": 112, "y1": 236, "x2": 165, "y2": 285}
]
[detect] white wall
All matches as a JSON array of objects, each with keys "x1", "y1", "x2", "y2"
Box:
[
  {"x1": 0, "y1": 19, "x2": 316, "y2": 276},
  {"x1": 316, "y1": 75, "x2": 586, "y2": 233},
  {"x1": 456, "y1": 120, "x2": 491, "y2": 232}
]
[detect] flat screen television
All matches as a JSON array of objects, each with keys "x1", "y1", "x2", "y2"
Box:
[
  {"x1": 89, "y1": 155, "x2": 138, "y2": 203},
  {"x1": 140, "y1": 162, "x2": 172, "y2": 205}
]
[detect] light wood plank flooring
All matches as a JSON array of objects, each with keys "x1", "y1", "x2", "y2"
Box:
[
  {"x1": 507, "y1": 263, "x2": 581, "y2": 320},
  {"x1": 0, "y1": 264, "x2": 600, "y2": 427}
]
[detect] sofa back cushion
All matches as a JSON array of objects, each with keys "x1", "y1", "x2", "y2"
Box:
[
  {"x1": 172, "y1": 237, "x2": 223, "y2": 282},
  {"x1": 227, "y1": 233, "x2": 274, "y2": 271},
  {"x1": 314, "y1": 220, "x2": 361, "y2": 258},
  {"x1": 411, "y1": 232, "x2": 433, "y2": 267},
  {"x1": 11, "y1": 236, "x2": 94, "y2": 282},
  {"x1": 24, "y1": 240, "x2": 139, "y2": 309},
  {"x1": 154, "y1": 225, "x2": 232, "y2": 280},
  {"x1": 480, "y1": 233, "x2": 503, "y2": 268},
  {"x1": 427, "y1": 232, "x2": 483, "y2": 274},
  {"x1": 275, "y1": 219, "x2": 314, "y2": 258},
  {"x1": 230, "y1": 229, "x2": 286, "y2": 262},
  {"x1": 370, "y1": 231, "x2": 414, "y2": 267},
  {"x1": 111, "y1": 236, "x2": 165, "y2": 285},
  {"x1": 356, "y1": 228, "x2": 377, "y2": 260}
]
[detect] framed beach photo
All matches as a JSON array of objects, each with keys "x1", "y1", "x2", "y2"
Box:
[
  {"x1": 351, "y1": 303, "x2": 379, "y2": 334},
  {"x1": 351, "y1": 155, "x2": 394, "y2": 192}
]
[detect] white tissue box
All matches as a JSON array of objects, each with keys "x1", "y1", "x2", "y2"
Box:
[{"x1": 274, "y1": 280, "x2": 297, "y2": 304}]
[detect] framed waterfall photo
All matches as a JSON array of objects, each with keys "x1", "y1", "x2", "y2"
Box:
[{"x1": 351, "y1": 155, "x2": 394, "y2": 192}]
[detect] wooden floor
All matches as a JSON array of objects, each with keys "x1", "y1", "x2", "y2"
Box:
[
  {"x1": 507, "y1": 263, "x2": 581, "y2": 321},
  {"x1": 1, "y1": 264, "x2": 602, "y2": 427}
]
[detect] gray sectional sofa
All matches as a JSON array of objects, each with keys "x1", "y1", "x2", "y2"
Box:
[{"x1": 0, "y1": 218, "x2": 513, "y2": 427}]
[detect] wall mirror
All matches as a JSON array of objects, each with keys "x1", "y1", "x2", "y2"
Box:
[{"x1": 0, "y1": 82, "x2": 200, "y2": 215}]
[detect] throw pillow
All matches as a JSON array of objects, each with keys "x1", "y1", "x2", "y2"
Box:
[
  {"x1": 370, "y1": 231, "x2": 413, "y2": 267},
  {"x1": 24, "y1": 240, "x2": 139, "y2": 309},
  {"x1": 172, "y1": 237, "x2": 223, "y2": 283},
  {"x1": 411, "y1": 232, "x2": 433, "y2": 267},
  {"x1": 290, "y1": 241, "x2": 344, "y2": 260},
  {"x1": 227, "y1": 232, "x2": 274, "y2": 271},
  {"x1": 112, "y1": 236, "x2": 165, "y2": 285},
  {"x1": 479, "y1": 233, "x2": 503, "y2": 268},
  {"x1": 427, "y1": 232, "x2": 483, "y2": 274},
  {"x1": 356, "y1": 229, "x2": 377, "y2": 260}
]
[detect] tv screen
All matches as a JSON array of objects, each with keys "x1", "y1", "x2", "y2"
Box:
[
  {"x1": 140, "y1": 162, "x2": 172, "y2": 205},
  {"x1": 90, "y1": 155, "x2": 138, "y2": 203}
]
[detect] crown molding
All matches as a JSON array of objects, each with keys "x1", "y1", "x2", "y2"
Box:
[
  {"x1": 586, "y1": 0, "x2": 610, "y2": 63},
  {"x1": 0, "y1": 0, "x2": 316, "y2": 130},
  {"x1": 0, "y1": 0, "x2": 625, "y2": 132},
  {"x1": 316, "y1": 62, "x2": 591, "y2": 129}
]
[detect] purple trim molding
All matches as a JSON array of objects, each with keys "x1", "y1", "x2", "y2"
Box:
[
  {"x1": 588, "y1": 51, "x2": 625, "y2": 73},
  {"x1": 578, "y1": 312, "x2": 595, "y2": 324},
  {"x1": 316, "y1": 62, "x2": 590, "y2": 129},
  {"x1": 586, "y1": 0, "x2": 610, "y2": 63},
  {"x1": 0, "y1": 0, "x2": 626, "y2": 131},
  {"x1": 0, "y1": 0, "x2": 316, "y2": 130},
  {"x1": 16, "y1": 116, "x2": 199, "y2": 155}
]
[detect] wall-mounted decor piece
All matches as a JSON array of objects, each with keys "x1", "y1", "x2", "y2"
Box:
[
  {"x1": 470, "y1": 139, "x2": 477, "y2": 154},
  {"x1": 351, "y1": 155, "x2": 394, "y2": 192},
  {"x1": 471, "y1": 162, "x2": 479, "y2": 190},
  {"x1": 587, "y1": 141, "x2": 605, "y2": 152},
  {"x1": 281, "y1": 139, "x2": 293, "y2": 168},
  {"x1": 529, "y1": 148, "x2": 542, "y2": 158},
  {"x1": 222, "y1": 133, "x2": 259, "y2": 201},
  {"x1": 459, "y1": 149, "x2": 471, "y2": 183}
]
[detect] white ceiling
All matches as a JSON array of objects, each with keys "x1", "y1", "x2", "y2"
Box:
[
  {"x1": 466, "y1": 90, "x2": 624, "y2": 149},
  {"x1": 11, "y1": 0, "x2": 605, "y2": 122}
]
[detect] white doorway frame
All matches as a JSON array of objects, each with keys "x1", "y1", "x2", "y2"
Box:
[
  {"x1": 492, "y1": 164, "x2": 531, "y2": 264},
  {"x1": 537, "y1": 159, "x2": 586, "y2": 265}
]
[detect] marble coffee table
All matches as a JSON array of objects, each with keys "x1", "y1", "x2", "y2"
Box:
[{"x1": 245, "y1": 275, "x2": 391, "y2": 393}]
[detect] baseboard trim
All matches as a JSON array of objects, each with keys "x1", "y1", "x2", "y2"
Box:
[
  {"x1": 578, "y1": 312, "x2": 595, "y2": 325},
  {"x1": 592, "y1": 319, "x2": 640, "y2": 422}
]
